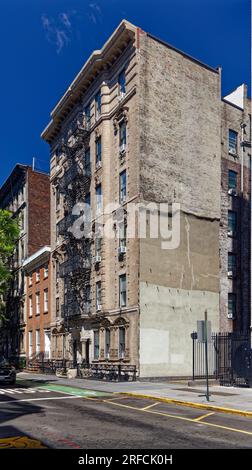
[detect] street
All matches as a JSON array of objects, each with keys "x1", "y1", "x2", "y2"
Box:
[{"x1": 0, "y1": 377, "x2": 252, "y2": 449}]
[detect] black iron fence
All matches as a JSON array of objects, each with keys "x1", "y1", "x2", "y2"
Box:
[{"x1": 192, "y1": 331, "x2": 252, "y2": 387}]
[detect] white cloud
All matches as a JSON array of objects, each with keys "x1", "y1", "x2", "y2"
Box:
[{"x1": 41, "y1": 12, "x2": 74, "y2": 54}]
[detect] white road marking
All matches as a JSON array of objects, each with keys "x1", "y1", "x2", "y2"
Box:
[
  {"x1": 0, "y1": 387, "x2": 51, "y2": 395},
  {"x1": 0, "y1": 395, "x2": 83, "y2": 404}
]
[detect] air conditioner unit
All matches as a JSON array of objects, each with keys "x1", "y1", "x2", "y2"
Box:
[
  {"x1": 227, "y1": 312, "x2": 234, "y2": 319},
  {"x1": 227, "y1": 270, "x2": 233, "y2": 279},
  {"x1": 228, "y1": 188, "x2": 237, "y2": 196},
  {"x1": 96, "y1": 161, "x2": 102, "y2": 170},
  {"x1": 229, "y1": 148, "x2": 237, "y2": 156},
  {"x1": 118, "y1": 92, "x2": 126, "y2": 101},
  {"x1": 97, "y1": 304, "x2": 102, "y2": 312},
  {"x1": 118, "y1": 246, "x2": 127, "y2": 255},
  {"x1": 93, "y1": 254, "x2": 101, "y2": 264},
  {"x1": 119, "y1": 144, "x2": 126, "y2": 155}
]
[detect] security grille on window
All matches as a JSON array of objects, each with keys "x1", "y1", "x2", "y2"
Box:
[
  {"x1": 118, "y1": 70, "x2": 126, "y2": 97},
  {"x1": 95, "y1": 91, "x2": 102, "y2": 118},
  {"x1": 228, "y1": 210, "x2": 237, "y2": 235},
  {"x1": 105, "y1": 329, "x2": 110, "y2": 359},
  {"x1": 94, "y1": 330, "x2": 100, "y2": 360},
  {"x1": 120, "y1": 170, "x2": 127, "y2": 204},
  {"x1": 228, "y1": 293, "x2": 236, "y2": 318},
  {"x1": 119, "y1": 274, "x2": 127, "y2": 307},
  {"x1": 228, "y1": 129, "x2": 238, "y2": 154},
  {"x1": 228, "y1": 170, "x2": 237, "y2": 191},
  {"x1": 119, "y1": 327, "x2": 125, "y2": 359}
]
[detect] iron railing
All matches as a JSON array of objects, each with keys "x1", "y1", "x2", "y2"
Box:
[
  {"x1": 59, "y1": 255, "x2": 91, "y2": 278},
  {"x1": 192, "y1": 331, "x2": 252, "y2": 387}
]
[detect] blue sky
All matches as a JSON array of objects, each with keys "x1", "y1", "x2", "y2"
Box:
[{"x1": 0, "y1": 0, "x2": 250, "y2": 186}]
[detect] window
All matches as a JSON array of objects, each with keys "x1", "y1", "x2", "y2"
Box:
[
  {"x1": 105, "y1": 329, "x2": 110, "y2": 359},
  {"x1": 44, "y1": 264, "x2": 49, "y2": 278},
  {"x1": 20, "y1": 211, "x2": 24, "y2": 231},
  {"x1": 36, "y1": 292, "x2": 40, "y2": 315},
  {"x1": 119, "y1": 121, "x2": 127, "y2": 147},
  {"x1": 29, "y1": 273, "x2": 33, "y2": 286},
  {"x1": 96, "y1": 281, "x2": 102, "y2": 309},
  {"x1": 29, "y1": 331, "x2": 33, "y2": 358},
  {"x1": 95, "y1": 90, "x2": 102, "y2": 118},
  {"x1": 36, "y1": 330, "x2": 40, "y2": 354},
  {"x1": 228, "y1": 170, "x2": 237, "y2": 191},
  {"x1": 84, "y1": 148, "x2": 91, "y2": 175},
  {"x1": 228, "y1": 211, "x2": 237, "y2": 235},
  {"x1": 119, "y1": 274, "x2": 127, "y2": 307},
  {"x1": 96, "y1": 184, "x2": 102, "y2": 215},
  {"x1": 56, "y1": 298, "x2": 60, "y2": 318},
  {"x1": 229, "y1": 129, "x2": 238, "y2": 154},
  {"x1": 120, "y1": 170, "x2": 127, "y2": 204},
  {"x1": 119, "y1": 327, "x2": 125, "y2": 359},
  {"x1": 85, "y1": 104, "x2": 91, "y2": 130},
  {"x1": 119, "y1": 222, "x2": 127, "y2": 248},
  {"x1": 19, "y1": 332, "x2": 24, "y2": 352},
  {"x1": 85, "y1": 285, "x2": 91, "y2": 305},
  {"x1": 20, "y1": 241, "x2": 24, "y2": 262},
  {"x1": 94, "y1": 330, "x2": 100, "y2": 360},
  {"x1": 118, "y1": 70, "x2": 126, "y2": 96},
  {"x1": 29, "y1": 295, "x2": 33, "y2": 317},
  {"x1": 228, "y1": 253, "x2": 237, "y2": 273},
  {"x1": 56, "y1": 186, "x2": 60, "y2": 210},
  {"x1": 96, "y1": 137, "x2": 102, "y2": 165},
  {"x1": 36, "y1": 269, "x2": 40, "y2": 282},
  {"x1": 44, "y1": 288, "x2": 49, "y2": 313},
  {"x1": 228, "y1": 293, "x2": 236, "y2": 318},
  {"x1": 95, "y1": 236, "x2": 102, "y2": 256}
]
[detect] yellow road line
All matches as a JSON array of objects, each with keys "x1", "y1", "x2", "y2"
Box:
[
  {"x1": 194, "y1": 412, "x2": 215, "y2": 422},
  {"x1": 104, "y1": 396, "x2": 132, "y2": 402},
  {"x1": 102, "y1": 398, "x2": 252, "y2": 437},
  {"x1": 122, "y1": 392, "x2": 252, "y2": 419},
  {"x1": 141, "y1": 402, "x2": 160, "y2": 411}
]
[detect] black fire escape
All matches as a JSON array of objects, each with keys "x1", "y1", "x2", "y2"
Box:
[{"x1": 57, "y1": 116, "x2": 92, "y2": 329}]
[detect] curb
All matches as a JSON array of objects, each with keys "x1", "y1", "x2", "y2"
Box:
[{"x1": 120, "y1": 392, "x2": 252, "y2": 418}]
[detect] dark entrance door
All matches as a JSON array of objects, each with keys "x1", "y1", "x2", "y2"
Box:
[
  {"x1": 85, "y1": 339, "x2": 90, "y2": 366},
  {"x1": 73, "y1": 340, "x2": 77, "y2": 367}
]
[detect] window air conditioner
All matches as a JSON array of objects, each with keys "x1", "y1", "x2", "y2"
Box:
[
  {"x1": 228, "y1": 188, "x2": 237, "y2": 196},
  {"x1": 118, "y1": 246, "x2": 127, "y2": 255},
  {"x1": 119, "y1": 144, "x2": 126, "y2": 155},
  {"x1": 93, "y1": 255, "x2": 101, "y2": 264}
]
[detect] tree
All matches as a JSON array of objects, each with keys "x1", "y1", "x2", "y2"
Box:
[{"x1": 0, "y1": 209, "x2": 19, "y2": 320}]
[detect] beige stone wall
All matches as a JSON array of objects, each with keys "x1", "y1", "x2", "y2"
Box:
[{"x1": 138, "y1": 33, "x2": 221, "y2": 377}]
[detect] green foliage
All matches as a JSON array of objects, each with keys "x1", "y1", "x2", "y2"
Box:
[{"x1": 0, "y1": 210, "x2": 19, "y2": 320}]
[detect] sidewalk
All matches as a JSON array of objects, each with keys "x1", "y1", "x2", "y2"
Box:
[{"x1": 17, "y1": 371, "x2": 252, "y2": 416}]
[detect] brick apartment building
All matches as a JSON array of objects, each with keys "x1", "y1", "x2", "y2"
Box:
[
  {"x1": 41, "y1": 20, "x2": 251, "y2": 378},
  {"x1": 0, "y1": 165, "x2": 50, "y2": 359},
  {"x1": 23, "y1": 246, "x2": 51, "y2": 361}
]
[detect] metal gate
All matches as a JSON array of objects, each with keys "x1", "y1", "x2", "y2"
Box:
[{"x1": 192, "y1": 331, "x2": 252, "y2": 387}]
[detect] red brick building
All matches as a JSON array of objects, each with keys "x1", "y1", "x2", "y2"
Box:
[
  {"x1": 23, "y1": 247, "x2": 51, "y2": 360},
  {"x1": 0, "y1": 165, "x2": 50, "y2": 359}
]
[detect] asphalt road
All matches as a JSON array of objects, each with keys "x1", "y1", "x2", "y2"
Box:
[{"x1": 0, "y1": 378, "x2": 252, "y2": 449}]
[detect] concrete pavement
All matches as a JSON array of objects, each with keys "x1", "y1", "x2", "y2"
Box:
[{"x1": 17, "y1": 372, "x2": 252, "y2": 416}]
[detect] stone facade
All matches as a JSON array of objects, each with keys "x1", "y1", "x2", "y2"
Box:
[{"x1": 42, "y1": 20, "x2": 251, "y2": 378}]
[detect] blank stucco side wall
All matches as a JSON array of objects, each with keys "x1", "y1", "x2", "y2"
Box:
[{"x1": 138, "y1": 34, "x2": 221, "y2": 377}]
